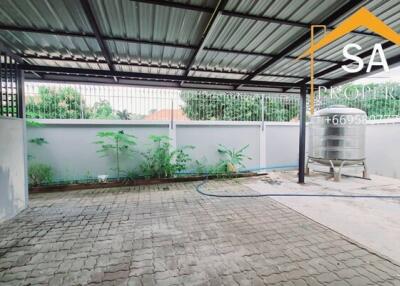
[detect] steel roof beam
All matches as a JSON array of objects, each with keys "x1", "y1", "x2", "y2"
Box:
[
  {"x1": 20, "y1": 64, "x2": 318, "y2": 89},
  {"x1": 21, "y1": 53, "x2": 335, "y2": 80},
  {"x1": 130, "y1": 0, "x2": 214, "y2": 13},
  {"x1": 183, "y1": 0, "x2": 228, "y2": 79},
  {"x1": 24, "y1": 73, "x2": 301, "y2": 94},
  {"x1": 0, "y1": 24, "x2": 92, "y2": 38},
  {"x1": 203, "y1": 47, "x2": 341, "y2": 64},
  {"x1": 238, "y1": 0, "x2": 367, "y2": 86},
  {"x1": 80, "y1": 0, "x2": 115, "y2": 76}
]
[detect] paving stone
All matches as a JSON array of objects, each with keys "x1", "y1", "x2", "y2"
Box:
[
  {"x1": 315, "y1": 271, "x2": 340, "y2": 283},
  {"x1": 346, "y1": 275, "x2": 373, "y2": 285},
  {"x1": 0, "y1": 179, "x2": 399, "y2": 285},
  {"x1": 336, "y1": 268, "x2": 359, "y2": 279},
  {"x1": 103, "y1": 270, "x2": 129, "y2": 281}
]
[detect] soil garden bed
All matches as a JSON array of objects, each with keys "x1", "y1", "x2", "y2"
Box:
[{"x1": 29, "y1": 172, "x2": 264, "y2": 193}]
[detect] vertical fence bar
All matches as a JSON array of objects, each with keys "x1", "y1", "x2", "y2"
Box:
[{"x1": 170, "y1": 98, "x2": 174, "y2": 128}]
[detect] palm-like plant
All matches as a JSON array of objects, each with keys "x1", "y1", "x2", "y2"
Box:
[
  {"x1": 217, "y1": 144, "x2": 251, "y2": 173},
  {"x1": 117, "y1": 109, "x2": 132, "y2": 120}
]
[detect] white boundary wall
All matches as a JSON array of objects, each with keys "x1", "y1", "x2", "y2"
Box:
[
  {"x1": 366, "y1": 120, "x2": 400, "y2": 178},
  {"x1": 27, "y1": 120, "x2": 299, "y2": 181},
  {"x1": 26, "y1": 119, "x2": 400, "y2": 182},
  {"x1": 0, "y1": 117, "x2": 28, "y2": 222}
]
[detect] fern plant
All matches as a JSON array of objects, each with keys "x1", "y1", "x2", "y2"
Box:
[{"x1": 94, "y1": 130, "x2": 136, "y2": 180}]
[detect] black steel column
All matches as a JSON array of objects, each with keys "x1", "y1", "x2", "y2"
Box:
[
  {"x1": 298, "y1": 85, "x2": 307, "y2": 184},
  {"x1": 17, "y1": 68, "x2": 24, "y2": 118}
]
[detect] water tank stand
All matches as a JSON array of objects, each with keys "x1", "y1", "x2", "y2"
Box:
[{"x1": 306, "y1": 158, "x2": 369, "y2": 181}]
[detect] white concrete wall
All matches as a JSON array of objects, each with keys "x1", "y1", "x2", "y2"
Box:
[
  {"x1": 264, "y1": 123, "x2": 301, "y2": 170},
  {"x1": 0, "y1": 117, "x2": 28, "y2": 222},
  {"x1": 27, "y1": 120, "x2": 300, "y2": 181},
  {"x1": 366, "y1": 121, "x2": 400, "y2": 179},
  {"x1": 176, "y1": 122, "x2": 261, "y2": 169},
  {"x1": 28, "y1": 120, "x2": 169, "y2": 181}
]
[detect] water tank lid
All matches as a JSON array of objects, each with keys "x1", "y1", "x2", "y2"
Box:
[{"x1": 314, "y1": 105, "x2": 366, "y2": 116}]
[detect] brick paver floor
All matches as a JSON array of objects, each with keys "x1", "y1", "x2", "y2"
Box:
[{"x1": 1, "y1": 178, "x2": 400, "y2": 285}]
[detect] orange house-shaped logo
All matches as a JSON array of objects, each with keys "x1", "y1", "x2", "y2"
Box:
[{"x1": 298, "y1": 7, "x2": 400, "y2": 113}]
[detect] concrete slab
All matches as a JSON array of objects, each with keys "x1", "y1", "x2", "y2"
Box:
[{"x1": 244, "y1": 171, "x2": 400, "y2": 264}]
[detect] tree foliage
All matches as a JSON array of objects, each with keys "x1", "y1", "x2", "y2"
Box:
[
  {"x1": 318, "y1": 83, "x2": 400, "y2": 119},
  {"x1": 180, "y1": 91, "x2": 298, "y2": 121},
  {"x1": 90, "y1": 100, "x2": 117, "y2": 119},
  {"x1": 26, "y1": 87, "x2": 87, "y2": 119},
  {"x1": 26, "y1": 87, "x2": 133, "y2": 120}
]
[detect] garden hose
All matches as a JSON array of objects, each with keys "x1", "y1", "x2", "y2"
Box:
[{"x1": 195, "y1": 176, "x2": 400, "y2": 199}]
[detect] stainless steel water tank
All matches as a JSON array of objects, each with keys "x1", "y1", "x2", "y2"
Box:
[{"x1": 308, "y1": 105, "x2": 367, "y2": 166}]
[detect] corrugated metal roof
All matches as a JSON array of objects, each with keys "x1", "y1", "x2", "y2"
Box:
[
  {"x1": 1, "y1": 0, "x2": 399, "y2": 91},
  {"x1": 189, "y1": 70, "x2": 245, "y2": 80},
  {"x1": 92, "y1": 0, "x2": 210, "y2": 45},
  {"x1": 205, "y1": 14, "x2": 304, "y2": 55},
  {"x1": 107, "y1": 40, "x2": 193, "y2": 66},
  {"x1": 23, "y1": 58, "x2": 108, "y2": 70},
  {"x1": 0, "y1": 31, "x2": 103, "y2": 58},
  {"x1": 116, "y1": 64, "x2": 185, "y2": 75},
  {"x1": 0, "y1": 0, "x2": 91, "y2": 32},
  {"x1": 194, "y1": 49, "x2": 267, "y2": 73}
]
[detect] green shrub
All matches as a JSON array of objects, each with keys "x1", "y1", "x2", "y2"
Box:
[
  {"x1": 121, "y1": 169, "x2": 139, "y2": 181},
  {"x1": 140, "y1": 135, "x2": 194, "y2": 178},
  {"x1": 29, "y1": 163, "x2": 53, "y2": 186}
]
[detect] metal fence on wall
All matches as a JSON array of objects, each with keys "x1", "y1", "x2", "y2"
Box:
[
  {"x1": 24, "y1": 82, "x2": 400, "y2": 122},
  {"x1": 25, "y1": 82, "x2": 301, "y2": 122}
]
